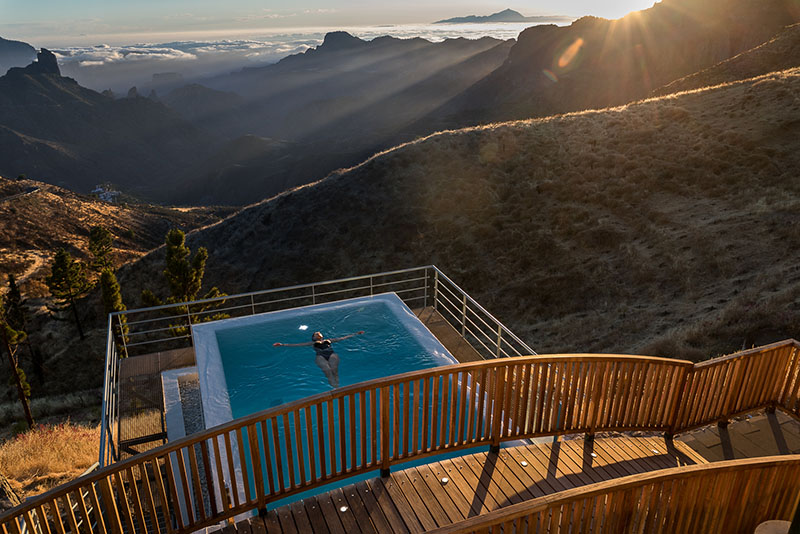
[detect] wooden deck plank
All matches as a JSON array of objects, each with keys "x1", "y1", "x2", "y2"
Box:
[
  {"x1": 367, "y1": 477, "x2": 425, "y2": 533},
  {"x1": 337, "y1": 486, "x2": 377, "y2": 534},
  {"x1": 392, "y1": 469, "x2": 450, "y2": 528},
  {"x1": 288, "y1": 500, "x2": 313, "y2": 534},
  {"x1": 418, "y1": 463, "x2": 473, "y2": 519},
  {"x1": 303, "y1": 498, "x2": 331, "y2": 534},
  {"x1": 446, "y1": 454, "x2": 502, "y2": 513},
  {"x1": 329, "y1": 488, "x2": 363, "y2": 534},
  {"x1": 353, "y1": 480, "x2": 402, "y2": 534}
]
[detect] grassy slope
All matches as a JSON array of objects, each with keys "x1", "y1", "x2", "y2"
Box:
[
  {"x1": 125, "y1": 67, "x2": 800, "y2": 361},
  {"x1": 653, "y1": 23, "x2": 800, "y2": 96}
]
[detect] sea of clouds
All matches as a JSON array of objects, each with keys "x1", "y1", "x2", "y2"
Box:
[{"x1": 49, "y1": 22, "x2": 569, "y2": 93}]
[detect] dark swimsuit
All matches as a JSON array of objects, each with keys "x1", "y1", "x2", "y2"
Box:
[{"x1": 313, "y1": 339, "x2": 334, "y2": 361}]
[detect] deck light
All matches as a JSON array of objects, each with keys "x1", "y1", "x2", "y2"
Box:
[
  {"x1": 652, "y1": 449, "x2": 659, "y2": 453},
  {"x1": 590, "y1": 453, "x2": 597, "y2": 458},
  {"x1": 520, "y1": 461, "x2": 528, "y2": 467},
  {"x1": 441, "y1": 477, "x2": 449, "y2": 484},
  {"x1": 340, "y1": 506, "x2": 349, "y2": 512}
]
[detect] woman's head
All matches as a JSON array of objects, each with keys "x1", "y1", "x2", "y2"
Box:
[{"x1": 312, "y1": 331, "x2": 323, "y2": 341}]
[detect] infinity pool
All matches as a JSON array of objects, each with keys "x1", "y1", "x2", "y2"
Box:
[{"x1": 193, "y1": 293, "x2": 456, "y2": 427}]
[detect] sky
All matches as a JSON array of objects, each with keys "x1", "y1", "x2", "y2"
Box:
[{"x1": 1, "y1": 1, "x2": 658, "y2": 45}]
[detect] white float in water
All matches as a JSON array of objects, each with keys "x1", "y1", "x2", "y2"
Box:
[{"x1": 299, "y1": 324, "x2": 309, "y2": 330}]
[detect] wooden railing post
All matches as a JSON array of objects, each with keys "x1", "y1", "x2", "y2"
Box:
[
  {"x1": 380, "y1": 386, "x2": 391, "y2": 477},
  {"x1": 667, "y1": 366, "x2": 691, "y2": 437},
  {"x1": 489, "y1": 366, "x2": 506, "y2": 453}
]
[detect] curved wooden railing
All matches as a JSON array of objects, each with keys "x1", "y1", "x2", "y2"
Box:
[
  {"x1": 2, "y1": 340, "x2": 799, "y2": 533},
  {"x1": 427, "y1": 455, "x2": 800, "y2": 533}
]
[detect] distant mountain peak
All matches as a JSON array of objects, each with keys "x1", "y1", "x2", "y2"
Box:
[
  {"x1": 319, "y1": 31, "x2": 366, "y2": 52},
  {"x1": 434, "y1": 8, "x2": 570, "y2": 24}
]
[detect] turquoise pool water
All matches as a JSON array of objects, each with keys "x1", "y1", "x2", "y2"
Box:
[
  {"x1": 214, "y1": 294, "x2": 455, "y2": 415},
  {"x1": 192, "y1": 293, "x2": 472, "y2": 507}
]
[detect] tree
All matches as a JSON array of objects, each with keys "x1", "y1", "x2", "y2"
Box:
[
  {"x1": 88, "y1": 226, "x2": 114, "y2": 273},
  {"x1": 5, "y1": 274, "x2": 25, "y2": 331},
  {"x1": 1, "y1": 298, "x2": 34, "y2": 429},
  {"x1": 142, "y1": 229, "x2": 225, "y2": 335},
  {"x1": 101, "y1": 268, "x2": 129, "y2": 354},
  {"x1": 46, "y1": 249, "x2": 92, "y2": 340},
  {"x1": 143, "y1": 229, "x2": 223, "y2": 305}
]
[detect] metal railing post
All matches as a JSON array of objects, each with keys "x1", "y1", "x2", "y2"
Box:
[
  {"x1": 311, "y1": 285, "x2": 316, "y2": 305},
  {"x1": 461, "y1": 294, "x2": 467, "y2": 336},
  {"x1": 496, "y1": 326, "x2": 503, "y2": 358},
  {"x1": 369, "y1": 276, "x2": 374, "y2": 296},
  {"x1": 423, "y1": 269, "x2": 429, "y2": 308},
  {"x1": 433, "y1": 270, "x2": 439, "y2": 311},
  {"x1": 250, "y1": 294, "x2": 256, "y2": 315}
]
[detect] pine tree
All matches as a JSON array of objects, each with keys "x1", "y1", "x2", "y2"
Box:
[
  {"x1": 143, "y1": 229, "x2": 222, "y2": 305},
  {"x1": 142, "y1": 229, "x2": 225, "y2": 335},
  {"x1": 46, "y1": 249, "x2": 92, "y2": 340},
  {"x1": 100, "y1": 268, "x2": 129, "y2": 354},
  {"x1": 88, "y1": 226, "x2": 114, "y2": 273},
  {"x1": 1, "y1": 298, "x2": 34, "y2": 428}
]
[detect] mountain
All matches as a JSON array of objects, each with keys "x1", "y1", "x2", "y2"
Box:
[
  {"x1": 0, "y1": 50, "x2": 216, "y2": 200},
  {"x1": 418, "y1": 0, "x2": 800, "y2": 130},
  {"x1": 121, "y1": 66, "x2": 800, "y2": 360},
  {"x1": 163, "y1": 34, "x2": 513, "y2": 204},
  {"x1": 653, "y1": 22, "x2": 800, "y2": 96},
  {"x1": 0, "y1": 36, "x2": 36, "y2": 75},
  {"x1": 435, "y1": 9, "x2": 572, "y2": 24}
]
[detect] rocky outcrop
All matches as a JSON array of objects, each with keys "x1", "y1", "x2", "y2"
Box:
[{"x1": 6, "y1": 48, "x2": 60, "y2": 76}]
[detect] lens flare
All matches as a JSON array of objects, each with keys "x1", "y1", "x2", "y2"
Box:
[
  {"x1": 558, "y1": 37, "x2": 585, "y2": 68},
  {"x1": 542, "y1": 69, "x2": 558, "y2": 82}
]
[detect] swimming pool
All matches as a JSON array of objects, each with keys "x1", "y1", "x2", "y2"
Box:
[
  {"x1": 192, "y1": 293, "x2": 465, "y2": 506},
  {"x1": 193, "y1": 293, "x2": 456, "y2": 428}
]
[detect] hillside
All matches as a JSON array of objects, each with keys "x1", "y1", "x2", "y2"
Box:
[
  {"x1": 0, "y1": 175, "x2": 236, "y2": 405},
  {"x1": 653, "y1": 23, "x2": 800, "y2": 96},
  {"x1": 123, "y1": 67, "x2": 800, "y2": 361},
  {"x1": 418, "y1": 0, "x2": 800, "y2": 130},
  {"x1": 0, "y1": 175, "x2": 235, "y2": 296},
  {"x1": 0, "y1": 50, "x2": 216, "y2": 200}
]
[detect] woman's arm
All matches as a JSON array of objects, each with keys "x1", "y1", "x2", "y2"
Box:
[
  {"x1": 273, "y1": 341, "x2": 314, "y2": 347},
  {"x1": 330, "y1": 331, "x2": 365, "y2": 343}
]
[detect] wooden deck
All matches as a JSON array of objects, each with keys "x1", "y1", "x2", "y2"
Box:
[
  {"x1": 226, "y1": 435, "x2": 705, "y2": 534},
  {"x1": 678, "y1": 409, "x2": 800, "y2": 461}
]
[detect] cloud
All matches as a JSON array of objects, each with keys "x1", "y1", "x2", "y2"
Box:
[{"x1": 54, "y1": 45, "x2": 196, "y2": 66}]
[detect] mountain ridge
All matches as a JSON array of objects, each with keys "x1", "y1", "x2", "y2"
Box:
[{"x1": 435, "y1": 8, "x2": 572, "y2": 24}]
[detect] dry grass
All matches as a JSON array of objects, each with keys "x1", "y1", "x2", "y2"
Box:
[{"x1": 0, "y1": 422, "x2": 100, "y2": 499}]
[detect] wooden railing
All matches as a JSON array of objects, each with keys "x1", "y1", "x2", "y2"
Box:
[
  {"x1": 3, "y1": 340, "x2": 799, "y2": 534},
  {"x1": 426, "y1": 455, "x2": 800, "y2": 533}
]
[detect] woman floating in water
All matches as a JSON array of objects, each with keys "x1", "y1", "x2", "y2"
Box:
[{"x1": 273, "y1": 331, "x2": 364, "y2": 387}]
